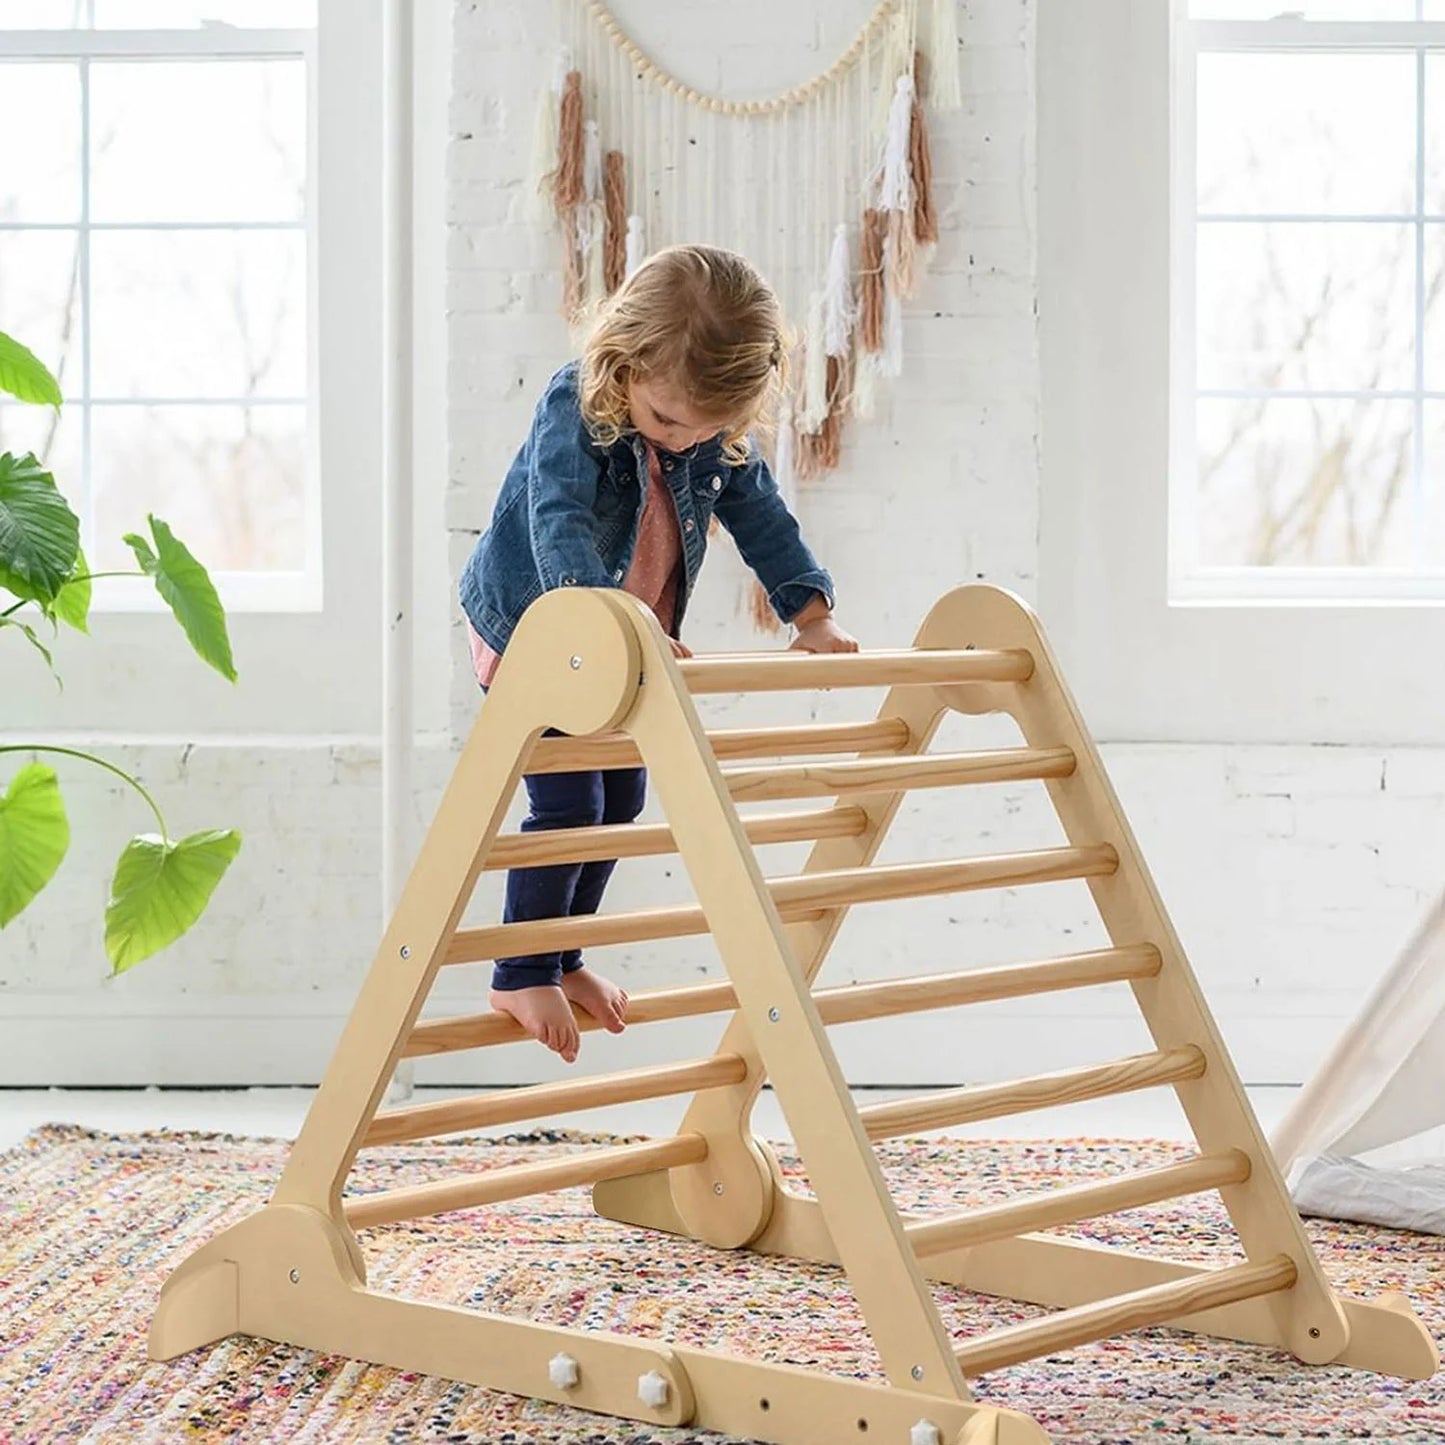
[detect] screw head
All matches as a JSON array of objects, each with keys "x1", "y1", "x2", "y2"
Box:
[
  {"x1": 910, "y1": 1364, "x2": 924, "y2": 1381},
  {"x1": 548, "y1": 1352, "x2": 581, "y2": 1390},
  {"x1": 637, "y1": 1370, "x2": 670, "y2": 1408},
  {"x1": 399, "y1": 945, "x2": 410, "y2": 959},
  {"x1": 288, "y1": 1268, "x2": 300, "y2": 1284},
  {"x1": 569, "y1": 655, "x2": 582, "y2": 669},
  {"x1": 768, "y1": 1007, "x2": 780, "y2": 1022},
  {"x1": 713, "y1": 1181, "x2": 725, "y2": 1195},
  {"x1": 1309, "y1": 1326, "x2": 1321, "y2": 1339}
]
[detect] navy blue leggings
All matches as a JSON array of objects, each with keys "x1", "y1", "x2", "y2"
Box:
[{"x1": 493, "y1": 735, "x2": 647, "y2": 992}]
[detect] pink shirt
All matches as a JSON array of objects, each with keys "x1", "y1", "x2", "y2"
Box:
[{"x1": 468, "y1": 442, "x2": 683, "y2": 687}]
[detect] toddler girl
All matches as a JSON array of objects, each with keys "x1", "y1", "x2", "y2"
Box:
[{"x1": 458, "y1": 243, "x2": 857, "y2": 1063}]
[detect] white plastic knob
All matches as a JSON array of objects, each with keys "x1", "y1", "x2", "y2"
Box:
[
  {"x1": 548, "y1": 1352, "x2": 580, "y2": 1390},
  {"x1": 637, "y1": 1369, "x2": 671, "y2": 1408},
  {"x1": 910, "y1": 1421, "x2": 944, "y2": 1445}
]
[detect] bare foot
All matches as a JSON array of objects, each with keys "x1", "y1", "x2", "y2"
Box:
[
  {"x1": 488, "y1": 984, "x2": 580, "y2": 1063},
  {"x1": 561, "y1": 967, "x2": 629, "y2": 1035}
]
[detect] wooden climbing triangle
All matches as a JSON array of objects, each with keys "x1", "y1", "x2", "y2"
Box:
[{"x1": 149, "y1": 584, "x2": 1439, "y2": 1445}]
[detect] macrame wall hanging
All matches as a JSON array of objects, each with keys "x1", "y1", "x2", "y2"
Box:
[{"x1": 529, "y1": 0, "x2": 961, "y2": 628}]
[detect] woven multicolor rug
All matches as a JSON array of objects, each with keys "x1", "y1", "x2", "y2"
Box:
[{"x1": 1, "y1": 1125, "x2": 1441, "y2": 1443}]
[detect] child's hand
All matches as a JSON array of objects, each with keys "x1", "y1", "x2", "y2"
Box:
[
  {"x1": 668, "y1": 637, "x2": 693, "y2": 658},
  {"x1": 789, "y1": 616, "x2": 859, "y2": 654}
]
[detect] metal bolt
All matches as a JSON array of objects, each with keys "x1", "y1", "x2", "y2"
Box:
[
  {"x1": 570, "y1": 655, "x2": 582, "y2": 670},
  {"x1": 1309, "y1": 1326, "x2": 1321, "y2": 1339},
  {"x1": 637, "y1": 1370, "x2": 670, "y2": 1408},
  {"x1": 399, "y1": 945, "x2": 410, "y2": 959},
  {"x1": 767, "y1": 1007, "x2": 780, "y2": 1022},
  {"x1": 289, "y1": 1268, "x2": 300, "y2": 1284},
  {"x1": 910, "y1": 1364, "x2": 924, "y2": 1381},
  {"x1": 713, "y1": 1182, "x2": 725, "y2": 1196},
  {"x1": 548, "y1": 1352, "x2": 581, "y2": 1390}
]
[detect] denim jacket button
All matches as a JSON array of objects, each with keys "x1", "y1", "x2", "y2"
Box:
[
  {"x1": 711, "y1": 475, "x2": 722, "y2": 491},
  {"x1": 613, "y1": 568, "x2": 624, "y2": 581},
  {"x1": 684, "y1": 518, "x2": 695, "y2": 532},
  {"x1": 663, "y1": 459, "x2": 674, "y2": 472}
]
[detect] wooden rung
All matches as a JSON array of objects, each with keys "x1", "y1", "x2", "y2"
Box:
[
  {"x1": 343, "y1": 1134, "x2": 708, "y2": 1228},
  {"x1": 857, "y1": 1046, "x2": 1208, "y2": 1140},
  {"x1": 481, "y1": 805, "x2": 868, "y2": 871},
  {"x1": 905, "y1": 1149, "x2": 1253, "y2": 1259},
  {"x1": 525, "y1": 717, "x2": 912, "y2": 773},
  {"x1": 445, "y1": 844, "x2": 1118, "y2": 964},
  {"x1": 721, "y1": 747, "x2": 1076, "y2": 803},
  {"x1": 953, "y1": 1254, "x2": 1298, "y2": 1375},
  {"x1": 677, "y1": 648, "x2": 1034, "y2": 694},
  {"x1": 404, "y1": 944, "x2": 1159, "y2": 1057},
  {"x1": 363, "y1": 1055, "x2": 750, "y2": 1147}
]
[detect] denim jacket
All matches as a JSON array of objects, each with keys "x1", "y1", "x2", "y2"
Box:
[{"x1": 458, "y1": 361, "x2": 835, "y2": 654}]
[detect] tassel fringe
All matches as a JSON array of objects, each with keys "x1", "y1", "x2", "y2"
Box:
[{"x1": 603, "y1": 150, "x2": 627, "y2": 293}]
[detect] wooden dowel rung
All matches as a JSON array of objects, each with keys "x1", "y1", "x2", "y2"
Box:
[
  {"x1": 404, "y1": 945, "x2": 1159, "y2": 1058},
  {"x1": 446, "y1": 845, "x2": 1117, "y2": 964},
  {"x1": 524, "y1": 718, "x2": 912, "y2": 773},
  {"x1": 814, "y1": 945, "x2": 1162, "y2": 1025},
  {"x1": 905, "y1": 1149, "x2": 1252, "y2": 1258},
  {"x1": 720, "y1": 747, "x2": 1076, "y2": 803},
  {"x1": 857, "y1": 1046, "x2": 1208, "y2": 1140},
  {"x1": 953, "y1": 1254, "x2": 1298, "y2": 1375},
  {"x1": 343, "y1": 1134, "x2": 708, "y2": 1228},
  {"x1": 363, "y1": 1055, "x2": 750, "y2": 1147},
  {"x1": 677, "y1": 648, "x2": 1034, "y2": 693},
  {"x1": 481, "y1": 805, "x2": 868, "y2": 871},
  {"x1": 405, "y1": 979, "x2": 740, "y2": 1055}
]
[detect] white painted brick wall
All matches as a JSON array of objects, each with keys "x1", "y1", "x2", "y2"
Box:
[{"x1": 3, "y1": 1, "x2": 1441, "y2": 1095}]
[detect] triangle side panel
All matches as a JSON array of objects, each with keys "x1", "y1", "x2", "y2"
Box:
[
  {"x1": 933, "y1": 584, "x2": 1349, "y2": 1364},
  {"x1": 617, "y1": 596, "x2": 971, "y2": 1400}
]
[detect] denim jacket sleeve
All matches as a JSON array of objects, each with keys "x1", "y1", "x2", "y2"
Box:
[
  {"x1": 526, "y1": 368, "x2": 614, "y2": 591},
  {"x1": 713, "y1": 447, "x2": 835, "y2": 624}
]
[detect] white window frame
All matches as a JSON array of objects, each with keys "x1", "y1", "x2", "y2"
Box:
[
  {"x1": 0, "y1": 23, "x2": 320, "y2": 614},
  {"x1": 5, "y1": 1, "x2": 393, "y2": 737},
  {"x1": 1038, "y1": 0, "x2": 1445, "y2": 746}
]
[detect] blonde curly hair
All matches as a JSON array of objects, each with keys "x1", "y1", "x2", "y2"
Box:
[{"x1": 579, "y1": 244, "x2": 786, "y2": 466}]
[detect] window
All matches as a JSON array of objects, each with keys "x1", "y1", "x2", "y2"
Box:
[
  {"x1": 1178, "y1": 1, "x2": 1445, "y2": 600},
  {"x1": 1037, "y1": 1, "x2": 1445, "y2": 744},
  {"x1": 0, "y1": 1, "x2": 318, "y2": 612}
]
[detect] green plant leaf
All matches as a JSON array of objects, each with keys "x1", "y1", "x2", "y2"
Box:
[
  {"x1": 0, "y1": 764, "x2": 70, "y2": 927},
  {"x1": 0, "y1": 452, "x2": 80, "y2": 605},
  {"x1": 104, "y1": 828, "x2": 242, "y2": 974},
  {"x1": 0, "y1": 614, "x2": 61, "y2": 687},
  {"x1": 124, "y1": 515, "x2": 236, "y2": 682},
  {"x1": 0, "y1": 331, "x2": 62, "y2": 408},
  {"x1": 48, "y1": 546, "x2": 91, "y2": 633}
]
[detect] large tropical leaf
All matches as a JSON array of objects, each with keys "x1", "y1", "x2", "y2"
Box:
[
  {"x1": 123, "y1": 515, "x2": 236, "y2": 681},
  {"x1": 48, "y1": 546, "x2": 91, "y2": 633},
  {"x1": 0, "y1": 764, "x2": 70, "y2": 927},
  {"x1": 0, "y1": 452, "x2": 80, "y2": 605},
  {"x1": 0, "y1": 331, "x2": 62, "y2": 408},
  {"x1": 104, "y1": 828, "x2": 242, "y2": 974}
]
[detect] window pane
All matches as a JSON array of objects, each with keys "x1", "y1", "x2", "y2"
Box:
[
  {"x1": 0, "y1": 61, "x2": 82, "y2": 223},
  {"x1": 92, "y1": 0, "x2": 315, "y2": 24},
  {"x1": 1422, "y1": 54, "x2": 1445, "y2": 213},
  {"x1": 0, "y1": 1, "x2": 88, "y2": 26},
  {"x1": 1195, "y1": 398, "x2": 1415, "y2": 566},
  {"x1": 1190, "y1": 2, "x2": 1415, "y2": 15},
  {"x1": 90, "y1": 59, "x2": 306, "y2": 223},
  {"x1": 1425, "y1": 403, "x2": 1445, "y2": 564},
  {"x1": 0, "y1": 230, "x2": 85, "y2": 395},
  {"x1": 90, "y1": 404, "x2": 306, "y2": 571},
  {"x1": 1197, "y1": 52, "x2": 1415, "y2": 215},
  {"x1": 90, "y1": 229, "x2": 306, "y2": 398},
  {"x1": 1199, "y1": 222, "x2": 1415, "y2": 392},
  {"x1": 0, "y1": 403, "x2": 82, "y2": 491}
]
